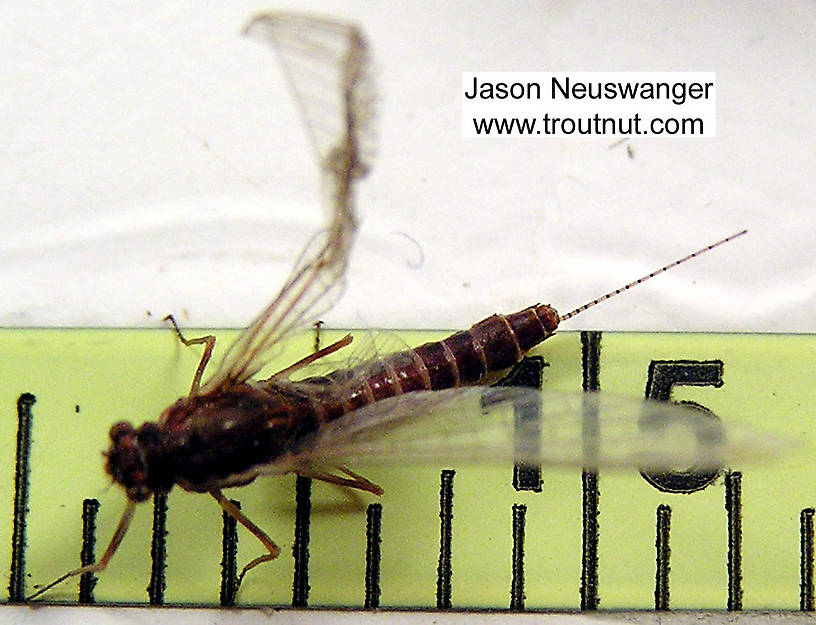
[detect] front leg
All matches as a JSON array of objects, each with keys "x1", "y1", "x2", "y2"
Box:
[{"x1": 164, "y1": 314, "x2": 216, "y2": 396}]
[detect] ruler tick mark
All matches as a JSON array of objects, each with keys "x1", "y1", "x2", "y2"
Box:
[
  {"x1": 364, "y1": 503, "x2": 382, "y2": 609},
  {"x1": 801, "y1": 507, "x2": 814, "y2": 611},
  {"x1": 437, "y1": 469, "x2": 455, "y2": 609},
  {"x1": 9, "y1": 393, "x2": 35, "y2": 604},
  {"x1": 292, "y1": 475, "x2": 312, "y2": 607},
  {"x1": 148, "y1": 493, "x2": 168, "y2": 605},
  {"x1": 79, "y1": 499, "x2": 100, "y2": 604},
  {"x1": 510, "y1": 503, "x2": 527, "y2": 610},
  {"x1": 654, "y1": 504, "x2": 671, "y2": 610},
  {"x1": 220, "y1": 499, "x2": 240, "y2": 607},
  {"x1": 581, "y1": 331, "x2": 601, "y2": 611},
  {"x1": 725, "y1": 471, "x2": 743, "y2": 611}
]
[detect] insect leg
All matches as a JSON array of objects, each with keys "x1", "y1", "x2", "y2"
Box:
[
  {"x1": 27, "y1": 501, "x2": 136, "y2": 601},
  {"x1": 297, "y1": 465, "x2": 384, "y2": 496},
  {"x1": 210, "y1": 489, "x2": 281, "y2": 593},
  {"x1": 164, "y1": 314, "x2": 216, "y2": 396},
  {"x1": 270, "y1": 333, "x2": 353, "y2": 380}
]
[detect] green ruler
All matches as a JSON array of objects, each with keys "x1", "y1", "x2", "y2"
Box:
[{"x1": 1, "y1": 328, "x2": 813, "y2": 610}]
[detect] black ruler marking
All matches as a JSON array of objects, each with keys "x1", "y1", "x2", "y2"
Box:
[
  {"x1": 148, "y1": 492, "x2": 168, "y2": 605},
  {"x1": 495, "y1": 357, "x2": 546, "y2": 492},
  {"x1": 581, "y1": 331, "x2": 602, "y2": 393},
  {"x1": 654, "y1": 504, "x2": 671, "y2": 610},
  {"x1": 220, "y1": 499, "x2": 240, "y2": 607},
  {"x1": 79, "y1": 498, "x2": 100, "y2": 604},
  {"x1": 510, "y1": 503, "x2": 526, "y2": 610},
  {"x1": 580, "y1": 331, "x2": 601, "y2": 611},
  {"x1": 725, "y1": 471, "x2": 743, "y2": 610},
  {"x1": 437, "y1": 469, "x2": 455, "y2": 609},
  {"x1": 292, "y1": 474, "x2": 312, "y2": 607},
  {"x1": 801, "y1": 507, "x2": 814, "y2": 611},
  {"x1": 8, "y1": 392, "x2": 36, "y2": 603},
  {"x1": 364, "y1": 503, "x2": 382, "y2": 609},
  {"x1": 641, "y1": 360, "x2": 723, "y2": 494}
]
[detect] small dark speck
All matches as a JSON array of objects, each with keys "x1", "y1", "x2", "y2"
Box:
[
  {"x1": 146, "y1": 310, "x2": 153, "y2": 317},
  {"x1": 75, "y1": 405, "x2": 80, "y2": 413},
  {"x1": 610, "y1": 137, "x2": 634, "y2": 159},
  {"x1": 462, "y1": 282, "x2": 471, "y2": 289}
]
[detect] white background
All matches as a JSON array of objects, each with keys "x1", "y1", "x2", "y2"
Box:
[{"x1": 2, "y1": 1, "x2": 813, "y2": 332}]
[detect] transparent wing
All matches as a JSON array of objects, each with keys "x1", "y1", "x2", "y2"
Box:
[
  {"x1": 282, "y1": 328, "x2": 413, "y2": 384},
  {"x1": 244, "y1": 13, "x2": 376, "y2": 176},
  {"x1": 201, "y1": 14, "x2": 374, "y2": 392},
  {"x1": 284, "y1": 388, "x2": 781, "y2": 472}
]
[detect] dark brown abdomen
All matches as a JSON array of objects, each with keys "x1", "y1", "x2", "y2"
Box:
[
  {"x1": 413, "y1": 304, "x2": 559, "y2": 387},
  {"x1": 307, "y1": 304, "x2": 559, "y2": 420}
]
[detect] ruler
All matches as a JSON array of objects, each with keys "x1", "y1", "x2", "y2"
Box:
[{"x1": 1, "y1": 328, "x2": 813, "y2": 610}]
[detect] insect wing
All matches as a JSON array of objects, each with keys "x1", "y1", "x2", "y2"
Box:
[
  {"x1": 287, "y1": 388, "x2": 779, "y2": 472},
  {"x1": 201, "y1": 15, "x2": 374, "y2": 391},
  {"x1": 285, "y1": 329, "x2": 413, "y2": 384},
  {"x1": 244, "y1": 13, "x2": 376, "y2": 178}
]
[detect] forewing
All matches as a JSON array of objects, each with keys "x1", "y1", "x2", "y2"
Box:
[
  {"x1": 287, "y1": 388, "x2": 780, "y2": 472},
  {"x1": 244, "y1": 13, "x2": 376, "y2": 177},
  {"x1": 202, "y1": 14, "x2": 374, "y2": 392}
]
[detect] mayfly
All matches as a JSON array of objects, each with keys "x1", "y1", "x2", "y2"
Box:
[{"x1": 30, "y1": 13, "x2": 750, "y2": 599}]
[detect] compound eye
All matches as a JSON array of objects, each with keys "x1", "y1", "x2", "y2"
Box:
[{"x1": 109, "y1": 421, "x2": 135, "y2": 443}]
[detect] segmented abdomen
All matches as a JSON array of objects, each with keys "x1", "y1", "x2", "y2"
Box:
[{"x1": 304, "y1": 304, "x2": 559, "y2": 421}]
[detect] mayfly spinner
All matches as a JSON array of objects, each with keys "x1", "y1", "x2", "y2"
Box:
[{"x1": 30, "y1": 13, "x2": 749, "y2": 599}]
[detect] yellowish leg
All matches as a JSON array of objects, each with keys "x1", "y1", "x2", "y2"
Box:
[
  {"x1": 299, "y1": 465, "x2": 384, "y2": 496},
  {"x1": 164, "y1": 314, "x2": 216, "y2": 396},
  {"x1": 210, "y1": 489, "x2": 281, "y2": 594},
  {"x1": 27, "y1": 501, "x2": 137, "y2": 601},
  {"x1": 270, "y1": 333, "x2": 353, "y2": 380}
]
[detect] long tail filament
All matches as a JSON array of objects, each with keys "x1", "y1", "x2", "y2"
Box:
[{"x1": 559, "y1": 230, "x2": 747, "y2": 322}]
